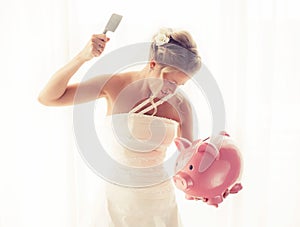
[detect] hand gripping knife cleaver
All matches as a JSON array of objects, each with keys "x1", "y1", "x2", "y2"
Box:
[{"x1": 103, "y1": 13, "x2": 123, "y2": 34}]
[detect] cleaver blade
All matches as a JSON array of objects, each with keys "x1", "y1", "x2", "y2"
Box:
[{"x1": 103, "y1": 13, "x2": 123, "y2": 34}]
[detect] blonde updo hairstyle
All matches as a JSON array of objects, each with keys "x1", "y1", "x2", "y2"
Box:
[{"x1": 149, "y1": 28, "x2": 201, "y2": 76}]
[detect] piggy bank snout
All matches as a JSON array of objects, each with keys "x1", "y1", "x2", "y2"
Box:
[{"x1": 173, "y1": 172, "x2": 193, "y2": 191}]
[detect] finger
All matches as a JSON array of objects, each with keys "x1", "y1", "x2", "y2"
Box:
[
  {"x1": 93, "y1": 44, "x2": 103, "y2": 53},
  {"x1": 95, "y1": 45, "x2": 104, "y2": 54},
  {"x1": 92, "y1": 49, "x2": 102, "y2": 57},
  {"x1": 92, "y1": 34, "x2": 109, "y2": 42},
  {"x1": 92, "y1": 41, "x2": 102, "y2": 49},
  {"x1": 92, "y1": 37, "x2": 106, "y2": 43},
  {"x1": 98, "y1": 34, "x2": 110, "y2": 42},
  {"x1": 91, "y1": 44, "x2": 103, "y2": 55},
  {"x1": 92, "y1": 40, "x2": 106, "y2": 49}
]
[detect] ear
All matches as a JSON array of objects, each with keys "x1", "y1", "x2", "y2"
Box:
[
  {"x1": 149, "y1": 60, "x2": 156, "y2": 69},
  {"x1": 198, "y1": 143, "x2": 219, "y2": 172},
  {"x1": 174, "y1": 137, "x2": 192, "y2": 152}
]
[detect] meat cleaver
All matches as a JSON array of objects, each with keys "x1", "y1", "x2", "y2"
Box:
[{"x1": 103, "y1": 13, "x2": 123, "y2": 34}]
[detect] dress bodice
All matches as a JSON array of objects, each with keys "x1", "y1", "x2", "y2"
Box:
[{"x1": 97, "y1": 113, "x2": 179, "y2": 168}]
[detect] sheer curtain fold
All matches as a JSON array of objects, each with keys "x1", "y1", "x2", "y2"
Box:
[
  {"x1": 0, "y1": 0, "x2": 75, "y2": 227},
  {"x1": 1, "y1": 0, "x2": 299, "y2": 227}
]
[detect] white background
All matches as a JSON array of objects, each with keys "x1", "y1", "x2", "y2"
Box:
[{"x1": 0, "y1": 0, "x2": 300, "y2": 226}]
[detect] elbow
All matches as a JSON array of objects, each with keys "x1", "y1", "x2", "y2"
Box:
[
  {"x1": 37, "y1": 94, "x2": 53, "y2": 106},
  {"x1": 37, "y1": 96, "x2": 48, "y2": 106}
]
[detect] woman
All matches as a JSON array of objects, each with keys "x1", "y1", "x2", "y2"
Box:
[{"x1": 38, "y1": 27, "x2": 201, "y2": 227}]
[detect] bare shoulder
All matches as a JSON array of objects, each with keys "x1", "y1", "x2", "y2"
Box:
[
  {"x1": 105, "y1": 71, "x2": 138, "y2": 85},
  {"x1": 101, "y1": 71, "x2": 139, "y2": 97}
]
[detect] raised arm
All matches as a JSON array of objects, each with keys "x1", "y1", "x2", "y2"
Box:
[{"x1": 38, "y1": 34, "x2": 110, "y2": 106}]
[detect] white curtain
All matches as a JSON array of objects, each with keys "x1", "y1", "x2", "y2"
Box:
[{"x1": 1, "y1": 0, "x2": 299, "y2": 227}]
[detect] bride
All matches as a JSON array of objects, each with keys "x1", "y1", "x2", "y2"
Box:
[{"x1": 38, "y1": 27, "x2": 201, "y2": 227}]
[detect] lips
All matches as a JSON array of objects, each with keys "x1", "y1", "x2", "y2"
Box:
[{"x1": 161, "y1": 90, "x2": 169, "y2": 95}]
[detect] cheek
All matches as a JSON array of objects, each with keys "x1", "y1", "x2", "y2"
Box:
[
  {"x1": 148, "y1": 79, "x2": 164, "y2": 95},
  {"x1": 164, "y1": 72, "x2": 190, "y2": 86},
  {"x1": 162, "y1": 83, "x2": 177, "y2": 93}
]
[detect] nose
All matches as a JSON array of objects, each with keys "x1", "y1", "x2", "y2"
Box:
[{"x1": 173, "y1": 172, "x2": 193, "y2": 190}]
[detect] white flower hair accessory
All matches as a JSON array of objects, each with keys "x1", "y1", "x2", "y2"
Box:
[
  {"x1": 154, "y1": 33, "x2": 170, "y2": 46},
  {"x1": 154, "y1": 28, "x2": 173, "y2": 46}
]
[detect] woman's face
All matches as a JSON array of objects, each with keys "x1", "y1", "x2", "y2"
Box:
[
  {"x1": 149, "y1": 69, "x2": 191, "y2": 99},
  {"x1": 163, "y1": 70, "x2": 190, "y2": 87}
]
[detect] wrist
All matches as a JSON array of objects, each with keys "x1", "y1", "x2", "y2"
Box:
[{"x1": 75, "y1": 51, "x2": 90, "y2": 63}]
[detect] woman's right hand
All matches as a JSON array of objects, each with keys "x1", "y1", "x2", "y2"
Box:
[{"x1": 79, "y1": 34, "x2": 110, "y2": 62}]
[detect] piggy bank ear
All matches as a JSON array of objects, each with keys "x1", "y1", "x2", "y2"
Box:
[
  {"x1": 219, "y1": 130, "x2": 230, "y2": 137},
  {"x1": 198, "y1": 143, "x2": 219, "y2": 172},
  {"x1": 174, "y1": 137, "x2": 192, "y2": 152}
]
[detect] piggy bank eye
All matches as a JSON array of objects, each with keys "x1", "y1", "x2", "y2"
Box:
[{"x1": 189, "y1": 165, "x2": 193, "y2": 170}]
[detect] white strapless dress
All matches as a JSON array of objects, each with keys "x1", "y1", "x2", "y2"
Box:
[{"x1": 96, "y1": 113, "x2": 183, "y2": 227}]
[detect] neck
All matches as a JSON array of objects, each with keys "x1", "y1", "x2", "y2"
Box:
[
  {"x1": 139, "y1": 65, "x2": 151, "y2": 79},
  {"x1": 136, "y1": 66, "x2": 155, "y2": 95}
]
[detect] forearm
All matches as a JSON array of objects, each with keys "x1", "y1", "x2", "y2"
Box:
[
  {"x1": 38, "y1": 53, "x2": 86, "y2": 102},
  {"x1": 38, "y1": 34, "x2": 109, "y2": 105}
]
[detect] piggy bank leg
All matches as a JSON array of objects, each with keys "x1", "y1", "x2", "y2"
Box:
[
  {"x1": 229, "y1": 183, "x2": 243, "y2": 194},
  {"x1": 185, "y1": 194, "x2": 194, "y2": 200},
  {"x1": 223, "y1": 189, "x2": 230, "y2": 198},
  {"x1": 206, "y1": 196, "x2": 223, "y2": 207}
]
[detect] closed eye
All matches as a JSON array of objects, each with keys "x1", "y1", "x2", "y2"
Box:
[
  {"x1": 168, "y1": 80, "x2": 177, "y2": 85},
  {"x1": 169, "y1": 80, "x2": 185, "y2": 86}
]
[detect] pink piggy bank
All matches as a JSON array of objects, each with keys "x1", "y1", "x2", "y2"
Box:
[{"x1": 173, "y1": 131, "x2": 243, "y2": 207}]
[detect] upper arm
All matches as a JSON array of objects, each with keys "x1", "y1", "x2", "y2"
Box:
[
  {"x1": 177, "y1": 96, "x2": 194, "y2": 142},
  {"x1": 43, "y1": 74, "x2": 114, "y2": 106}
]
